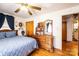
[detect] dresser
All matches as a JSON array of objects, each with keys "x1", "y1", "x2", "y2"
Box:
[{"x1": 34, "y1": 35, "x2": 53, "y2": 52}]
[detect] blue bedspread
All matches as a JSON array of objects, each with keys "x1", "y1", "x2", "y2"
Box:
[{"x1": 0, "y1": 36, "x2": 38, "y2": 56}]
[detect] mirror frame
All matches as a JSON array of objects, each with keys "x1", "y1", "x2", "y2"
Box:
[{"x1": 44, "y1": 20, "x2": 53, "y2": 35}]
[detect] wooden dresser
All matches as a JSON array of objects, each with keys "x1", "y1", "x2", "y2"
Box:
[{"x1": 34, "y1": 35, "x2": 53, "y2": 52}]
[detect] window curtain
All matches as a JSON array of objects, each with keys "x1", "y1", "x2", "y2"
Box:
[
  {"x1": 6, "y1": 15, "x2": 14, "y2": 30},
  {"x1": 0, "y1": 13, "x2": 5, "y2": 28}
]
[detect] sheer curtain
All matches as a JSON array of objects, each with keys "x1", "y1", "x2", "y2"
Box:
[
  {"x1": 0, "y1": 18, "x2": 10, "y2": 30},
  {"x1": 48, "y1": 24, "x2": 52, "y2": 34}
]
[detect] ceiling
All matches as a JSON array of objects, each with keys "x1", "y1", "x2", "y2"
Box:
[{"x1": 0, "y1": 3, "x2": 79, "y2": 18}]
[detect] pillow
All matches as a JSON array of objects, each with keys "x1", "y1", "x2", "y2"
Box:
[
  {"x1": 5, "y1": 31, "x2": 16, "y2": 38},
  {"x1": 0, "y1": 32, "x2": 5, "y2": 39}
]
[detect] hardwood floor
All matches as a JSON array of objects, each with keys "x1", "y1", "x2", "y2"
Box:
[
  {"x1": 62, "y1": 40, "x2": 78, "y2": 56},
  {"x1": 30, "y1": 48, "x2": 67, "y2": 56},
  {"x1": 30, "y1": 40, "x2": 78, "y2": 56}
]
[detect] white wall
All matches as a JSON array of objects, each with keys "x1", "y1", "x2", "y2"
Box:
[
  {"x1": 67, "y1": 16, "x2": 73, "y2": 41},
  {"x1": 53, "y1": 15, "x2": 62, "y2": 50}
]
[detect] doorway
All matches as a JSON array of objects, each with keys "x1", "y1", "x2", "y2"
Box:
[{"x1": 62, "y1": 14, "x2": 78, "y2": 56}]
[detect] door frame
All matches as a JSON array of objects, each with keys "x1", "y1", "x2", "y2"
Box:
[
  {"x1": 62, "y1": 16, "x2": 67, "y2": 51},
  {"x1": 62, "y1": 13, "x2": 79, "y2": 52},
  {"x1": 62, "y1": 16, "x2": 67, "y2": 41}
]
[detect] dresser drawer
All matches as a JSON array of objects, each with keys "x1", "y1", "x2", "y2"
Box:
[
  {"x1": 38, "y1": 39, "x2": 46, "y2": 42},
  {"x1": 39, "y1": 41, "x2": 45, "y2": 45},
  {"x1": 34, "y1": 35, "x2": 53, "y2": 52},
  {"x1": 40, "y1": 43, "x2": 46, "y2": 48}
]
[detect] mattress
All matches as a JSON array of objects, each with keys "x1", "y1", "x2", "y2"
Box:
[{"x1": 0, "y1": 36, "x2": 38, "y2": 56}]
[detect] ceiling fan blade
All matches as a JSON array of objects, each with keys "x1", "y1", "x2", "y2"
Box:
[
  {"x1": 28, "y1": 10, "x2": 32, "y2": 15},
  {"x1": 15, "y1": 8, "x2": 20, "y2": 13},
  {"x1": 20, "y1": 3, "x2": 41, "y2": 10},
  {"x1": 21, "y1": 3, "x2": 28, "y2": 6},
  {"x1": 30, "y1": 6, "x2": 41, "y2": 10}
]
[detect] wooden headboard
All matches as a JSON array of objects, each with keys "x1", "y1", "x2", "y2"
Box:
[{"x1": 0, "y1": 29, "x2": 18, "y2": 35}]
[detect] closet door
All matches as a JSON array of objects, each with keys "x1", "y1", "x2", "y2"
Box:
[{"x1": 26, "y1": 21, "x2": 34, "y2": 36}]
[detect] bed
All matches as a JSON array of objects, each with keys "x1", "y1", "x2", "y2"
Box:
[{"x1": 0, "y1": 30, "x2": 38, "y2": 56}]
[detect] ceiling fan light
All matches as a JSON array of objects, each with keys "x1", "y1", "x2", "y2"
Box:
[
  {"x1": 27, "y1": 5, "x2": 31, "y2": 7},
  {"x1": 21, "y1": 6, "x2": 26, "y2": 10},
  {"x1": 21, "y1": 6, "x2": 28, "y2": 12}
]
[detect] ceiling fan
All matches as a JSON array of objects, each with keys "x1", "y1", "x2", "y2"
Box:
[{"x1": 14, "y1": 3, "x2": 41, "y2": 15}]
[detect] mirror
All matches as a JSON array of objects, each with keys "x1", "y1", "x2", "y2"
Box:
[
  {"x1": 45, "y1": 20, "x2": 53, "y2": 35},
  {"x1": 36, "y1": 22, "x2": 44, "y2": 35}
]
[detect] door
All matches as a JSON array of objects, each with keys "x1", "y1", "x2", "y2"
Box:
[
  {"x1": 26, "y1": 21, "x2": 34, "y2": 36},
  {"x1": 62, "y1": 16, "x2": 67, "y2": 41},
  {"x1": 62, "y1": 16, "x2": 67, "y2": 51}
]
